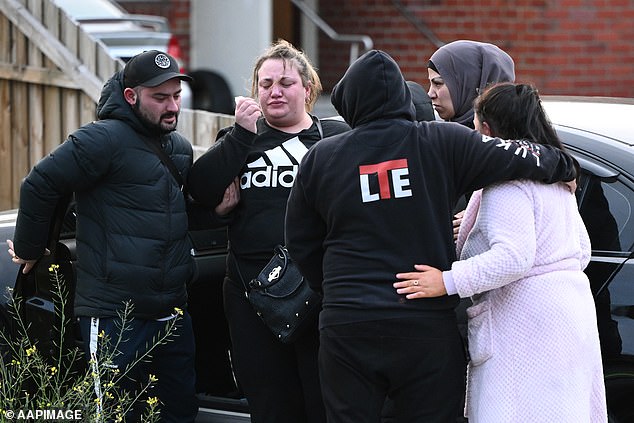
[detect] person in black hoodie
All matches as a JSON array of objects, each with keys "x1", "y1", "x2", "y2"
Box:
[
  {"x1": 8, "y1": 50, "x2": 197, "y2": 422},
  {"x1": 284, "y1": 50, "x2": 577, "y2": 423},
  {"x1": 187, "y1": 39, "x2": 350, "y2": 423}
]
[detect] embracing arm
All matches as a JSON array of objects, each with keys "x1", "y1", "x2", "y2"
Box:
[
  {"x1": 448, "y1": 183, "x2": 536, "y2": 296},
  {"x1": 396, "y1": 182, "x2": 536, "y2": 299},
  {"x1": 448, "y1": 126, "x2": 576, "y2": 196}
]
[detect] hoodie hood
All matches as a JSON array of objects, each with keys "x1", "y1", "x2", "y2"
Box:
[
  {"x1": 429, "y1": 40, "x2": 515, "y2": 128},
  {"x1": 96, "y1": 70, "x2": 153, "y2": 136},
  {"x1": 406, "y1": 80, "x2": 435, "y2": 122},
  {"x1": 331, "y1": 50, "x2": 415, "y2": 128}
]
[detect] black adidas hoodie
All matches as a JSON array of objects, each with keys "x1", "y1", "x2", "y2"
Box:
[
  {"x1": 188, "y1": 115, "x2": 350, "y2": 284},
  {"x1": 285, "y1": 50, "x2": 577, "y2": 329}
]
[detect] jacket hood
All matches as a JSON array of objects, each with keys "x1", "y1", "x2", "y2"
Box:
[
  {"x1": 96, "y1": 70, "x2": 152, "y2": 135},
  {"x1": 429, "y1": 40, "x2": 515, "y2": 128},
  {"x1": 331, "y1": 50, "x2": 415, "y2": 128}
]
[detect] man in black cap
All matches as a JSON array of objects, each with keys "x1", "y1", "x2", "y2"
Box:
[{"x1": 8, "y1": 50, "x2": 198, "y2": 422}]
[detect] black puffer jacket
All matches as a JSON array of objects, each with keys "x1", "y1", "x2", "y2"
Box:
[{"x1": 14, "y1": 71, "x2": 194, "y2": 319}]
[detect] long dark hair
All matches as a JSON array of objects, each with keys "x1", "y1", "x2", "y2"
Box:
[{"x1": 474, "y1": 82, "x2": 564, "y2": 150}]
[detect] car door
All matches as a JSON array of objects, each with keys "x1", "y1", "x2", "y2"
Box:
[{"x1": 571, "y1": 152, "x2": 634, "y2": 423}]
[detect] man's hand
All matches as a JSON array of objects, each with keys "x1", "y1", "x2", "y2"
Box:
[
  {"x1": 6, "y1": 239, "x2": 48, "y2": 274},
  {"x1": 234, "y1": 96, "x2": 261, "y2": 134}
]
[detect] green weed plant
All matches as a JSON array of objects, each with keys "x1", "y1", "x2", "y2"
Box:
[{"x1": 0, "y1": 264, "x2": 183, "y2": 422}]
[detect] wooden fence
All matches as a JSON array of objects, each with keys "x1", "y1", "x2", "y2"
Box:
[{"x1": 0, "y1": 0, "x2": 234, "y2": 210}]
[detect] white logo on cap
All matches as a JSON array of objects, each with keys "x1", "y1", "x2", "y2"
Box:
[{"x1": 154, "y1": 53, "x2": 171, "y2": 69}]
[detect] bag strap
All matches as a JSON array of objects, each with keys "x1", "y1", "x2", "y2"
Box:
[
  {"x1": 231, "y1": 246, "x2": 288, "y2": 295},
  {"x1": 142, "y1": 136, "x2": 185, "y2": 191},
  {"x1": 312, "y1": 115, "x2": 323, "y2": 139},
  {"x1": 229, "y1": 250, "x2": 250, "y2": 295}
]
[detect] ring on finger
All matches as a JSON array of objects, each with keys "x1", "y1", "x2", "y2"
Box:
[{"x1": 413, "y1": 280, "x2": 419, "y2": 286}]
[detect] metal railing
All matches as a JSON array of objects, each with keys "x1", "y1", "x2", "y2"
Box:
[{"x1": 291, "y1": 0, "x2": 373, "y2": 65}]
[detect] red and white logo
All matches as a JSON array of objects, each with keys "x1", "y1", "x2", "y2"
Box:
[{"x1": 359, "y1": 159, "x2": 412, "y2": 203}]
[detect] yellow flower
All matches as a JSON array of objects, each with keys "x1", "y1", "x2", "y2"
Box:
[
  {"x1": 50, "y1": 366, "x2": 57, "y2": 375},
  {"x1": 98, "y1": 330, "x2": 106, "y2": 338},
  {"x1": 105, "y1": 392, "x2": 114, "y2": 399},
  {"x1": 148, "y1": 374, "x2": 158, "y2": 383},
  {"x1": 174, "y1": 307, "x2": 183, "y2": 316},
  {"x1": 26, "y1": 345, "x2": 37, "y2": 356},
  {"x1": 48, "y1": 264, "x2": 59, "y2": 272},
  {"x1": 146, "y1": 396, "x2": 159, "y2": 406}
]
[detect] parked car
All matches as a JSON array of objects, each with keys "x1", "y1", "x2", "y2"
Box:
[
  {"x1": 52, "y1": 0, "x2": 234, "y2": 114},
  {"x1": 1, "y1": 96, "x2": 633, "y2": 422}
]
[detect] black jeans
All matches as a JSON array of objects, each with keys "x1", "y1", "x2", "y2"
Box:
[
  {"x1": 224, "y1": 277, "x2": 325, "y2": 423},
  {"x1": 320, "y1": 315, "x2": 467, "y2": 423}
]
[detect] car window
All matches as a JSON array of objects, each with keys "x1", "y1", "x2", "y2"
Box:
[
  {"x1": 578, "y1": 173, "x2": 634, "y2": 254},
  {"x1": 577, "y1": 172, "x2": 634, "y2": 358}
]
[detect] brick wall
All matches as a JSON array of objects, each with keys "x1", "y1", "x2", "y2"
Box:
[
  {"x1": 318, "y1": 0, "x2": 634, "y2": 97},
  {"x1": 114, "y1": 0, "x2": 634, "y2": 97}
]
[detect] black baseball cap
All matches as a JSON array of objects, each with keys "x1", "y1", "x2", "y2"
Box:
[{"x1": 123, "y1": 50, "x2": 193, "y2": 88}]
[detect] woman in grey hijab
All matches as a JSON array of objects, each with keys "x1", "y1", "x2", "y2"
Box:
[
  {"x1": 427, "y1": 40, "x2": 515, "y2": 128},
  {"x1": 427, "y1": 43, "x2": 516, "y2": 403}
]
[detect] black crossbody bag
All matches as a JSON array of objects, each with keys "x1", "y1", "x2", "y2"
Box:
[{"x1": 241, "y1": 245, "x2": 322, "y2": 344}]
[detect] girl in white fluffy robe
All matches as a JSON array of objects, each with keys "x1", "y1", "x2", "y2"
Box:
[{"x1": 394, "y1": 83, "x2": 607, "y2": 422}]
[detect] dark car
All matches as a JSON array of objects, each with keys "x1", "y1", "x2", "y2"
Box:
[{"x1": 1, "y1": 96, "x2": 633, "y2": 422}]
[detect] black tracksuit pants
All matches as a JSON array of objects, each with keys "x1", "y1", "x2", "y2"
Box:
[
  {"x1": 223, "y1": 277, "x2": 325, "y2": 423},
  {"x1": 319, "y1": 314, "x2": 467, "y2": 423}
]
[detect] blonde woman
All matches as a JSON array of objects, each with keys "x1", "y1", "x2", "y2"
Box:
[{"x1": 188, "y1": 39, "x2": 349, "y2": 423}]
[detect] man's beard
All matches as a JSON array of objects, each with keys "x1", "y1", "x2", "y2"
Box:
[{"x1": 132, "y1": 100, "x2": 178, "y2": 135}]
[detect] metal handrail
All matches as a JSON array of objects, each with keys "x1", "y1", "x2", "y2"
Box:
[{"x1": 291, "y1": 0, "x2": 373, "y2": 65}]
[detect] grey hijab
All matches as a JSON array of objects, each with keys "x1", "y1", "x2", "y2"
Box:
[{"x1": 428, "y1": 40, "x2": 515, "y2": 128}]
